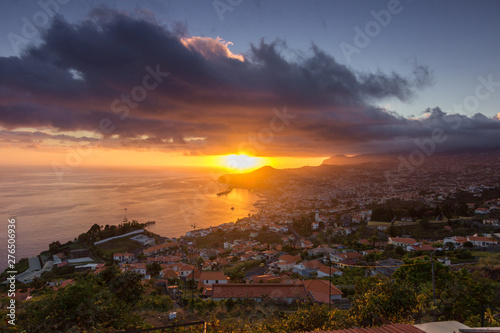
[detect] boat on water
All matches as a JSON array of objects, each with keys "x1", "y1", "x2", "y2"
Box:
[
  {"x1": 144, "y1": 221, "x2": 156, "y2": 226},
  {"x1": 216, "y1": 186, "x2": 233, "y2": 196}
]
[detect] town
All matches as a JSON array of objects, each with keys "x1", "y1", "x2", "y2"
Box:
[{"x1": 2, "y1": 154, "x2": 500, "y2": 331}]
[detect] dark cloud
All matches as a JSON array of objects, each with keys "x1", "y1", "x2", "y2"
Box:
[{"x1": 0, "y1": 10, "x2": 499, "y2": 157}]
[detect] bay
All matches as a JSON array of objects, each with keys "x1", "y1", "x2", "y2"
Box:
[{"x1": 0, "y1": 165, "x2": 258, "y2": 271}]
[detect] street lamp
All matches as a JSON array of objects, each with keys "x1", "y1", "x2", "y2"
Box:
[{"x1": 430, "y1": 247, "x2": 442, "y2": 318}]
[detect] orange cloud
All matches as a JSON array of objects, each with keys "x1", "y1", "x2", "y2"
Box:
[{"x1": 180, "y1": 36, "x2": 244, "y2": 62}]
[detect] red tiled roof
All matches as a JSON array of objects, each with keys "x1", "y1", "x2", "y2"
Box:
[
  {"x1": 318, "y1": 265, "x2": 341, "y2": 275},
  {"x1": 279, "y1": 254, "x2": 301, "y2": 262},
  {"x1": 389, "y1": 237, "x2": 417, "y2": 245},
  {"x1": 143, "y1": 242, "x2": 178, "y2": 254},
  {"x1": 303, "y1": 280, "x2": 342, "y2": 304},
  {"x1": 410, "y1": 244, "x2": 435, "y2": 251},
  {"x1": 335, "y1": 252, "x2": 363, "y2": 260},
  {"x1": 311, "y1": 323, "x2": 425, "y2": 333},
  {"x1": 199, "y1": 271, "x2": 229, "y2": 281},
  {"x1": 161, "y1": 269, "x2": 180, "y2": 278},
  {"x1": 302, "y1": 259, "x2": 323, "y2": 270},
  {"x1": 211, "y1": 283, "x2": 307, "y2": 299},
  {"x1": 468, "y1": 236, "x2": 497, "y2": 242}
]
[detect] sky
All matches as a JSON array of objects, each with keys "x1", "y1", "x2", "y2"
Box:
[{"x1": 1, "y1": 0, "x2": 500, "y2": 170}]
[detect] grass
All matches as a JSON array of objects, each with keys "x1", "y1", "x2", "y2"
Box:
[
  {"x1": 97, "y1": 236, "x2": 143, "y2": 256},
  {"x1": 471, "y1": 251, "x2": 497, "y2": 258},
  {"x1": 67, "y1": 241, "x2": 86, "y2": 250}
]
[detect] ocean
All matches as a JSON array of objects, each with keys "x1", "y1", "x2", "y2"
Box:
[{"x1": 0, "y1": 165, "x2": 260, "y2": 271}]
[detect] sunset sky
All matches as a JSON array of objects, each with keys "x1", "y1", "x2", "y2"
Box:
[{"x1": 1, "y1": 0, "x2": 500, "y2": 170}]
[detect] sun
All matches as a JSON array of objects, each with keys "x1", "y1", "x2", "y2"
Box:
[{"x1": 219, "y1": 154, "x2": 271, "y2": 173}]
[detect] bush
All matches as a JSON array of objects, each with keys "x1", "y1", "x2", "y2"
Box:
[{"x1": 139, "y1": 294, "x2": 174, "y2": 312}]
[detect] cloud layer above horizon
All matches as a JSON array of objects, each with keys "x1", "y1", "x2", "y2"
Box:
[{"x1": 1, "y1": 10, "x2": 499, "y2": 158}]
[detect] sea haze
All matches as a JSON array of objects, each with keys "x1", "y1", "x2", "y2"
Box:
[{"x1": 0, "y1": 165, "x2": 259, "y2": 270}]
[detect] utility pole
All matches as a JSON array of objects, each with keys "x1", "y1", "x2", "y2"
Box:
[
  {"x1": 329, "y1": 259, "x2": 332, "y2": 308},
  {"x1": 430, "y1": 248, "x2": 441, "y2": 320},
  {"x1": 191, "y1": 268, "x2": 194, "y2": 303}
]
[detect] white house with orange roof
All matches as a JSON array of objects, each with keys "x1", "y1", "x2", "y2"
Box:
[
  {"x1": 467, "y1": 236, "x2": 497, "y2": 247},
  {"x1": 388, "y1": 237, "x2": 417, "y2": 247},
  {"x1": 113, "y1": 252, "x2": 135, "y2": 262},
  {"x1": 317, "y1": 265, "x2": 343, "y2": 277},
  {"x1": 125, "y1": 263, "x2": 147, "y2": 276},
  {"x1": 170, "y1": 263, "x2": 194, "y2": 277},
  {"x1": 272, "y1": 254, "x2": 301, "y2": 271}
]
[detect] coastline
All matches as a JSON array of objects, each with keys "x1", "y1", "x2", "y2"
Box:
[{"x1": 0, "y1": 167, "x2": 261, "y2": 272}]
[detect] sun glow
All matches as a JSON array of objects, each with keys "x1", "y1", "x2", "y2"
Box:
[{"x1": 217, "y1": 154, "x2": 271, "y2": 173}]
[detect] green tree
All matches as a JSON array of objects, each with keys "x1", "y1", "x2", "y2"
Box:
[
  {"x1": 146, "y1": 263, "x2": 162, "y2": 277},
  {"x1": 109, "y1": 271, "x2": 145, "y2": 305},
  {"x1": 350, "y1": 276, "x2": 418, "y2": 326},
  {"x1": 48, "y1": 241, "x2": 61, "y2": 255},
  {"x1": 19, "y1": 273, "x2": 143, "y2": 332}
]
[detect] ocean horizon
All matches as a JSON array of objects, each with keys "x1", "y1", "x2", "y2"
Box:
[{"x1": 0, "y1": 165, "x2": 260, "y2": 271}]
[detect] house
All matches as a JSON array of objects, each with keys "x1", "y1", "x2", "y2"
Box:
[
  {"x1": 293, "y1": 259, "x2": 323, "y2": 276},
  {"x1": 337, "y1": 258, "x2": 359, "y2": 268},
  {"x1": 124, "y1": 263, "x2": 147, "y2": 276},
  {"x1": 300, "y1": 240, "x2": 314, "y2": 249},
  {"x1": 186, "y1": 229, "x2": 211, "y2": 238},
  {"x1": 170, "y1": 263, "x2": 195, "y2": 277},
  {"x1": 483, "y1": 218, "x2": 500, "y2": 226},
  {"x1": 51, "y1": 279, "x2": 75, "y2": 291},
  {"x1": 362, "y1": 249, "x2": 381, "y2": 256},
  {"x1": 311, "y1": 222, "x2": 320, "y2": 230},
  {"x1": 211, "y1": 283, "x2": 308, "y2": 303},
  {"x1": 408, "y1": 243, "x2": 435, "y2": 252},
  {"x1": 307, "y1": 245, "x2": 336, "y2": 257},
  {"x1": 475, "y1": 207, "x2": 490, "y2": 215},
  {"x1": 330, "y1": 251, "x2": 363, "y2": 263},
  {"x1": 198, "y1": 271, "x2": 229, "y2": 289},
  {"x1": 317, "y1": 265, "x2": 343, "y2": 278},
  {"x1": 272, "y1": 254, "x2": 301, "y2": 271},
  {"x1": 303, "y1": 279, "x2": 343, "y2": 304},
  {"x1": 388, "y1": 237, "x2": 417, "y2": 247},
  {"x1": 467, "y1": 236, "x2": 497, "y2": 247},
  {"x1": 113, "y1": 253, "x2": 125, "y2": 262},
  {"x1": 159, "y1": 269, "x2": 180, "y2": 279},
  {"x1": 443, "y1": 236, "x2": 467, "y2": 248},
  {"x1": 93, "y1": 263, "x2": 107, "y2": 275},
  {"x1": 122, "y1": 252, "x2": 135, "y2": 261},
  {"x1": 359, "y1": 239, "x2": 370, "y2": 246},
  {"x1": 147, "y1": 255, "x2": 182, "y2": 264},
  {"x1": 130, "y1": 234, "x2": 156, "y2": 247}
]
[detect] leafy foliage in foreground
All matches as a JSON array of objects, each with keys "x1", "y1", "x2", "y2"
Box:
[
  {"x1": 5, "y1": 256, "x2": 500, "y2": 332},
  {"x1": 18, "y1": 269, "x2": 146, "y2": 332}
]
